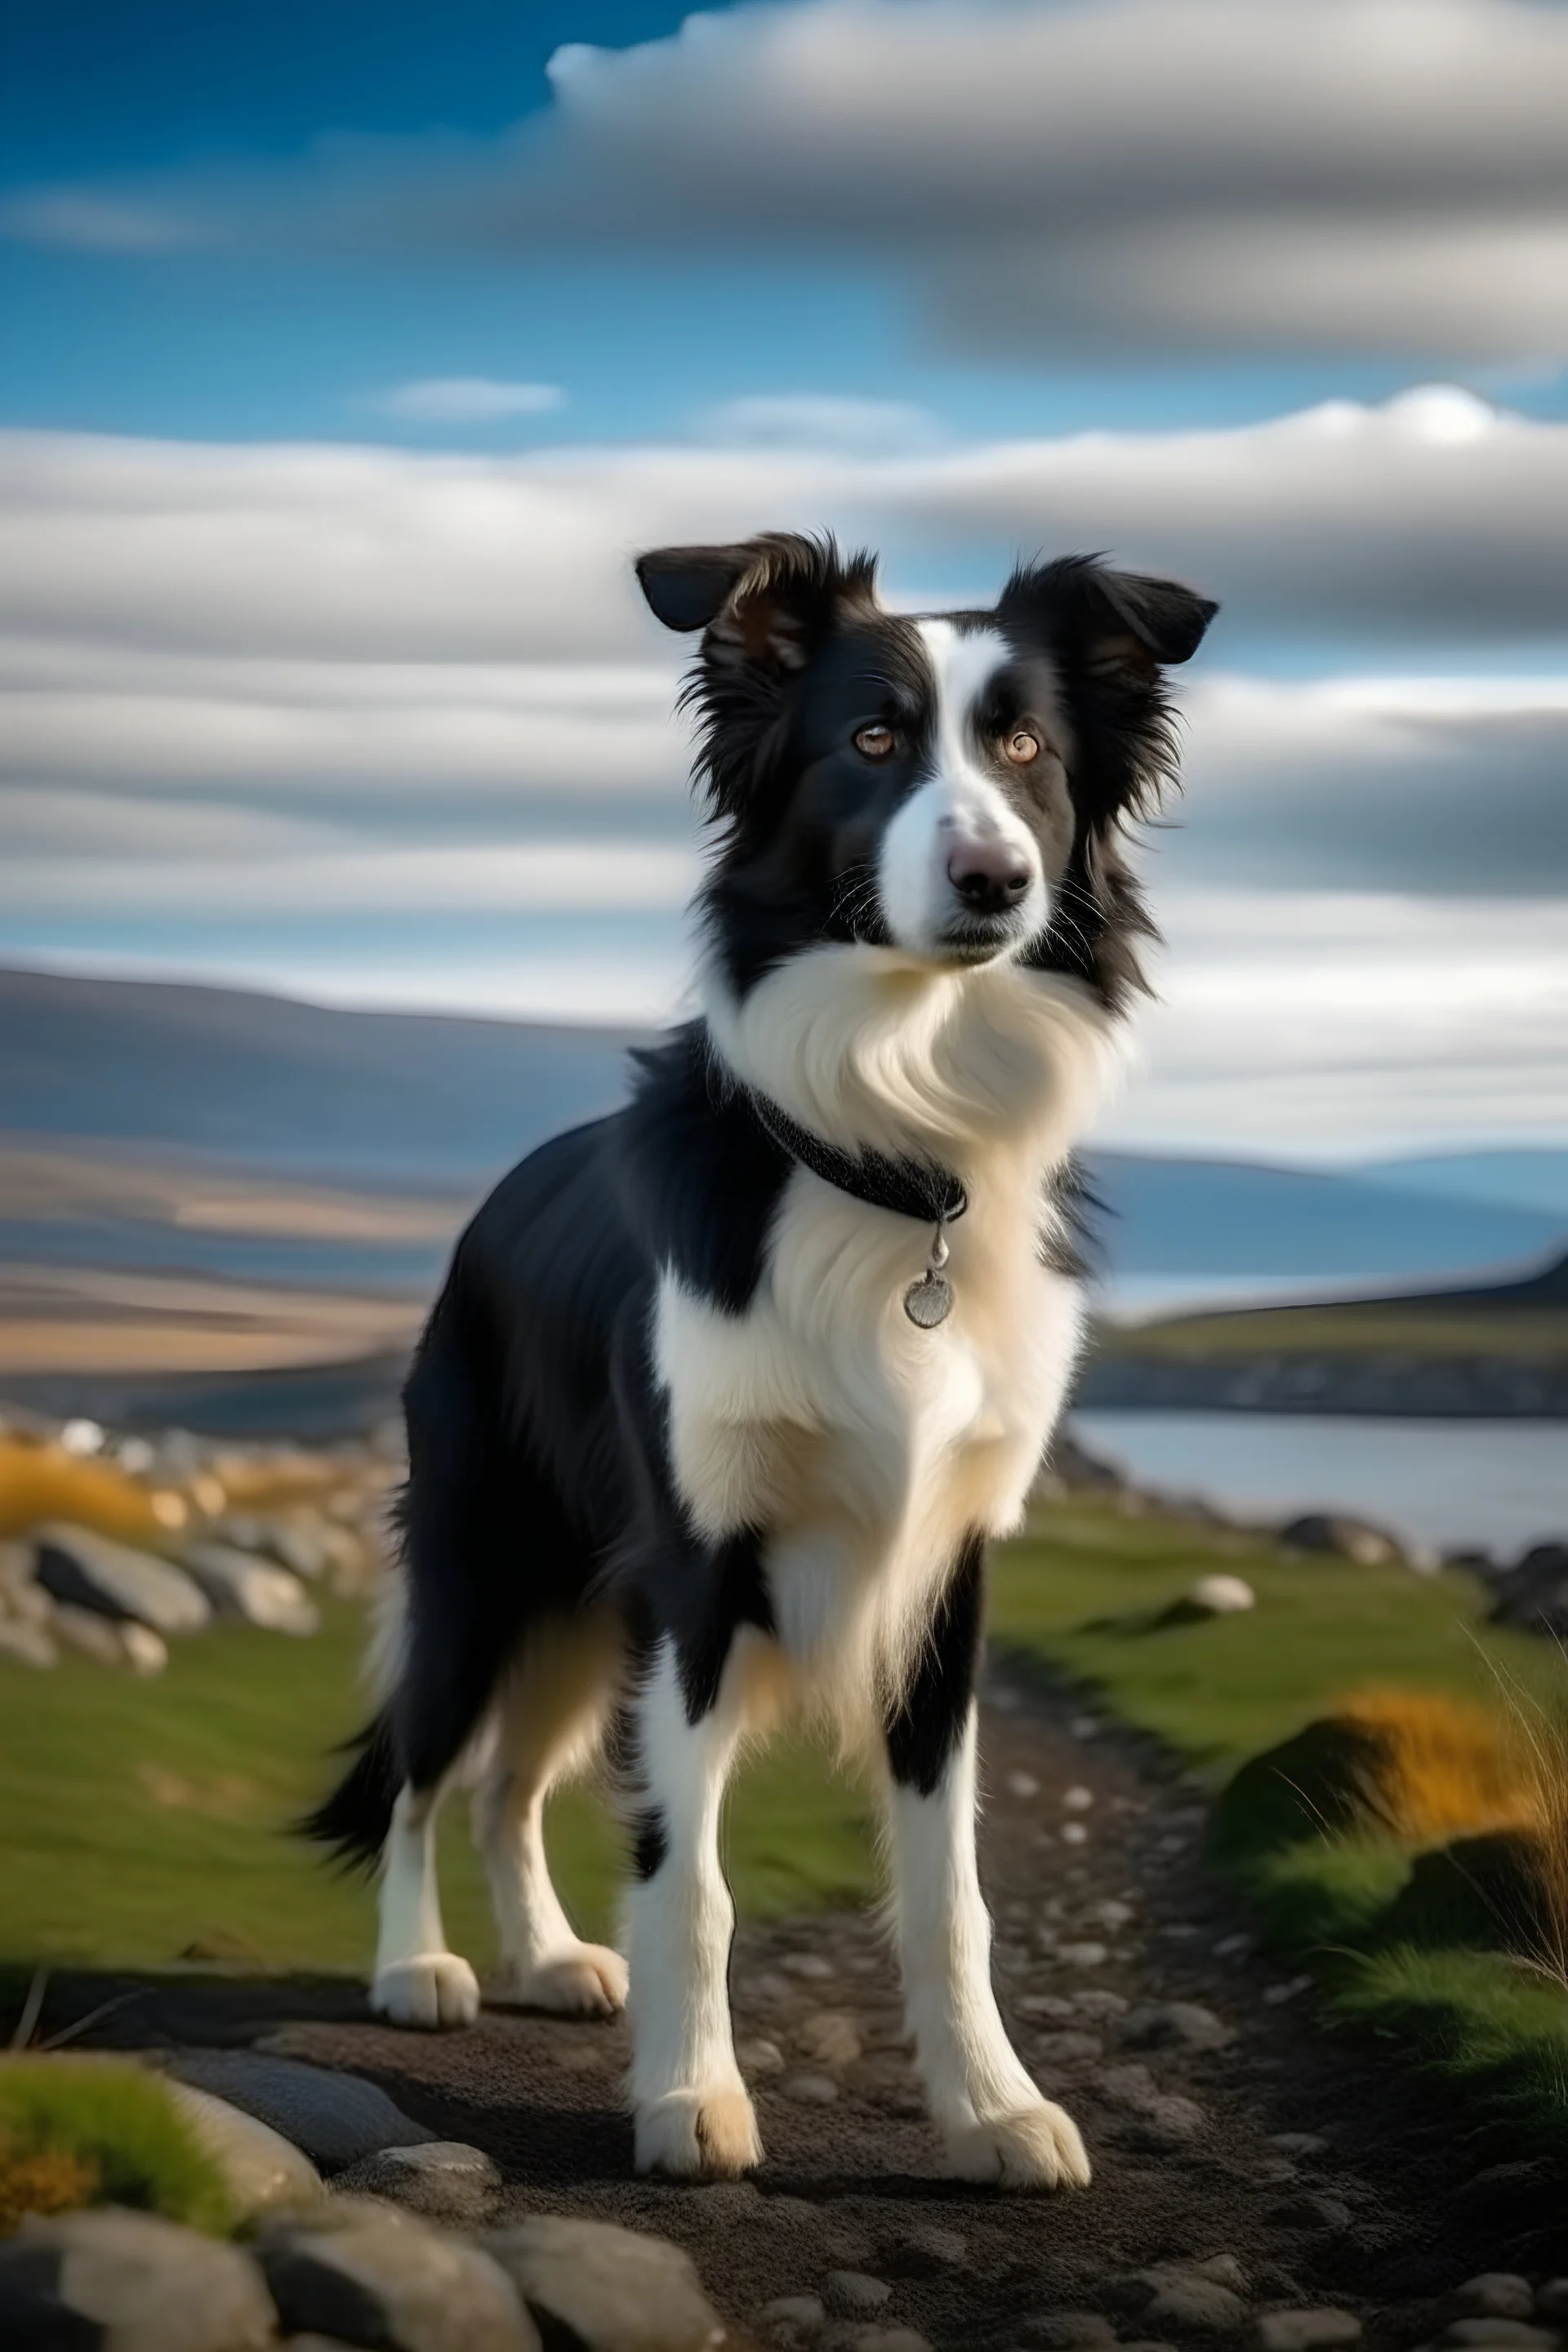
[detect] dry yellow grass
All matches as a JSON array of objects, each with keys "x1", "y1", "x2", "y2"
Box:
[
  {"x1": 0, "y1": 1437, "x2": 176, "y2": 1546},
  {"x1": 0, "y1": 2143, "x2": 100, "y2": 2235},
  {"x1": 1338, "y1": 1686, "x2": 1539, "y2": 1842}
]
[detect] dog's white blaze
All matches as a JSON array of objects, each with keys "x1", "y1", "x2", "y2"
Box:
[{"x1": 878, "y1": 621, "x2": 1049, "y2": 959}]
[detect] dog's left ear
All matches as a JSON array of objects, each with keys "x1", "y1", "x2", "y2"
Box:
[
  {"x1": 636, "y1": 532, "x2": 871, "y2": 675},
  {"x1": 1003, "y1": 556, "x2": 1218, "y2": 670}
]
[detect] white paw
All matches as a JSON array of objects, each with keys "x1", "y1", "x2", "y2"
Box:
[
  {"x1": 946, "y1": 2099, "x2": 1092, "y2": 2189},
  {"x1": 371, "y1": 1952, "x2": 481, "y2": 2029},
  {"x1": 492, "y1": 1942, "x2": 629, "y2": 2017},
  {"x1": 634, "y1": 2084, "x2": 763, "y2": 2179}
]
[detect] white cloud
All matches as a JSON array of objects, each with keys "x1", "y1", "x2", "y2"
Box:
[
  {"x1": 701, "y1": 396, "x2": 941, "y2": 453},
  {"x1": 377, "y1": 378, "x2": 566, "y2": 423},
  {"x1": 11, "y1": 0, "x2": 1567, "y2": 361}
]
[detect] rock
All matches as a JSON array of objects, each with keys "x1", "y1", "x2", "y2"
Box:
[
  {"x1": 1129, "y1": 2098, "x2": 1209, "y2": 2149},
  {"x1": 0, "y1": 1540, "x2": 51, "y2": 1622},
  {"x1": 337, "y1": 2141, "x2": 501, "y2": 2226},
  {"x1": 1144, "y1": 2276, "x2": 1249, "y2": 2334},
  {"x1": 1192, "y1": 2259, "x2": 1250, "y2": 2294},
  {"x1": 1441, "y1": 2327, "x2": 1559, "y2": 2350},
  {"x1": 261, "y1": 2198, "x2": 535, "y2": 2352},
  {"x1": 1085, "y1": 1901, "x2": 1135, "y2": 1933},
  {"x1": 1071, "y1": 1988, "x2": 1129, "y2": 2018},
  {"x1": 1454, "y1": 2280, "x2": 1536, "y2": 2323},
  {"x1": 1278, "y1": 1514, "x2": 1407, "y2": 1568},
  {"x1": 1269, "y1": 2194, "x2": 1352, "y2": 2234},
  {"x1": 1117, "y1": 2002, "x2": 1233, "y2": 2052},
  {"x1": 1007, "y1": 1771, "x2": 1042, "y2": 1797},
  {"x1": 121, "y1": 1624, "x2": 169, "y2": 1674},
  {"x1": 737, "y1": 2036, "x2": 787, "y2": 2077},
  {"x1": 1268, "y1": 2133, "x2": 1329, "y2": 2157},
  {"x1": 168, "y1": 2051, "x2": 437, "y2": 2172},
  {"x1": 182, "y1": 1542, "x2": 320, "y2": 1635},
  {"x1": 782, "y1": 2071, "x2": 840, "y2": 2105},
  {"x1": 1257, "y1": 2314, "x2": 1363, "y2": 2352},
  {"x1": 1187, "y1": 1574, "x2": 1256, "y2": 1615},
  {"x1": 883, "y1": 2224, "x2": 968, "y2": 2277},
  {"x1": 1537, "y1": 2287, "x2": 1568, "y2": 2323},
  {"x1": 1019, "y1": 1993, "x2": 1077, "y2": 2020},
  {"x1": 1032, "y1": 2031, "x2": 1102, "y2": 2063},
  {"x1": 824, "y1": 2271, "x2": 893, "y2": 2316},
  {"x1": 52, "y1": 1602, "x2": 138, "y2": 1666},
  {"x1": 798, "y1": 2011, "x2": 864, "y2": 2067},
  {"x1": 1, "y1": 2205, "x2": 277, "y2": 2352},
  {"x1": 1062, "y1": 1785, "x2": 1094, "y2": 1810},
  {"x1": 1056, "y1": 1941, "x2": 1108, "y2": 1967},
  {"x1": 33, "y1": 1523, "x2": 212, "y2": 1633},
  {"x1": 821, "y1": 2332, "x2": 932, "y2": 2352},
  {"x1": 487, "y1": 2213, "x2": 724, "y2": 2350},
  {"x1": 1018, "y1": 2315, "x2": 1120, "y2": 2348},
  {"x1": 760, "y1": 2292, "x2": 827, "y2": 2339},
  {"x1": 0, "y1": 1616, "x2": 58, "y2": 1667},
  {"x1": 780, "y1": 1951, "x2": 835, "y2": 1980},
  {"x1": 167, "y1": 2080, "x2": 325, "y2": 2216}
]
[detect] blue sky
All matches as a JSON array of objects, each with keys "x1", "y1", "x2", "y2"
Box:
[{"x1": 2, "y1": 0, "x2": 1566, "y2": 1156}]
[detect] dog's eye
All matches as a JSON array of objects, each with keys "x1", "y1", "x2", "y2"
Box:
[
  {"x1": 1004, "y1": 730, "x2": 1041, "y2": 765},
  {"x1": 853, "y1": 724, "x2": 897, "y2": 761}
]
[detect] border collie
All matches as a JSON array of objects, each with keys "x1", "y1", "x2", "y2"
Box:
[{"x1": 308, "y1": 533, "x2": 1214, "y2": 2188}]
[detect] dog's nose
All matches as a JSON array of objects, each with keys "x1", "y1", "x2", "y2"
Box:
[{"x1": 947, "y1": 837, "x2": 1031, "y2": 915}]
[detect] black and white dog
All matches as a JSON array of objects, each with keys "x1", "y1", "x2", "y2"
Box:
[{"x1": 309, "y1": 533, "x2": 1214, "y2": 2189}]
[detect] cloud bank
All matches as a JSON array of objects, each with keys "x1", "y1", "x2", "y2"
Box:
[{"x1": 10, "y1": 0, "x2": 1568, "y2": 363}]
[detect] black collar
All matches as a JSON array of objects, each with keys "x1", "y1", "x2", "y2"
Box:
[{"x1": 742, "y1": 1087, "x2": 968, "y2": 1228}]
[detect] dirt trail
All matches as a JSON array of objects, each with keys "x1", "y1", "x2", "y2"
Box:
[{"x1": 43, "y1": 1666, "x2": 1568, "y2": 2350}]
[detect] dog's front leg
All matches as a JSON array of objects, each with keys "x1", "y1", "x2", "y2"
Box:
[
  {"x1": 884, "y1": 1533, "x2": 1091, "y2": 2189},
  {"x1": 626, "y1": 1634, "x2": 762, "y2": 2179}
]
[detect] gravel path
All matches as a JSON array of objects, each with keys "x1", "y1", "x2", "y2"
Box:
[{"x1": 41, "y1": 1664, "x2": 1568, "y2": 2350}]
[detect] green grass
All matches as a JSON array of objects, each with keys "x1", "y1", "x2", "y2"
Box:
[
  {"x1": 0, "y1": 2056, "x2": 233, "y2": 2232},
  {"x1": 0, "y1": 1595, "x2": 877, "y2": 1976}
]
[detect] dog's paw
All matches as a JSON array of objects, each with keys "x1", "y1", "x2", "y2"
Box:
[
  {"x1": 492, "y1": 1942, "x2": 629, "y2": 2017},
  {"x1": 634, "y1": 2085, "x2": 764, "y2": 2180},
  {"x1": 371, "y1": 1953, "x2": 481, "y2": 2030},
  {"x1": 946, "y1": 2099, "x2": 1091, "y2": 2189}
]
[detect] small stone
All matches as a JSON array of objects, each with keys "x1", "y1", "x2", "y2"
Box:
[
  {"x1": 0, "y1": 1617, "x2": 57, "y2": 1668},
  {"x1": 828, "y1": 2333, "x2": 933, "y2": 2352},
  {"x1": 1257, "y1": 2313, "x2": 1363, "y2": 2352},
  {"x1": 488, "y1": 2215, "x2": 724, "y2": 2350},
  {"x1": 884, "y1": 2224, "x2": 968, "y2": 2277},
  {"x1": 182, "y1": 1541, "x2": 320, "y2": 1634},
  {"x1": 1441, "y1": 2328, "x2": 1559, "y2": 2350},
  {"x1": 262, "y1": 2198, "x2": 534, "y2": 2352},
  {"x1": 1062, "y1": 1784, "x2": 1095, "y2": 1806},
  {"x1": 798, "y1": 2011, "x2": 863, "y2": 2067},
  {"x1": 1269, "y1": 2194, "x2": 1352, "y2": 2234},
  {"x1": 1019, "y1": 1993, "x2": 1077, "y2": 2020},
  {"x1": 2, "y1": 2206, "x2": 277, "y2": 2352},
  {"x1": 1192, "y1": 2259, "x2": 1250, "y2": 2293},
  {"x1": 737, "y1": 2037, "x2": 787, "y2": 2077},
  {"x1": 1018, "y1": 2314, "x2": 1120, "y2": 2348},
  {"x1": 339, "y1": 2140, "x2": 501, "y2": 2225},
  {"x1": 52, "y1": 1602, "x2": 134, "y2": 1665},
  {"x1": 782, "y1": 2072, "x2": 841, "y2": 2105},
  {"x1": 1213, "y1": 1934, "x2": 1254, "y2": 1960},
  {"x1": 1128, "y1": 2096, "x2": 1209, "y2": 2147},
  {"x1": 1263, "y1": 1977, "x2": 1314, "y2": 2006},
  {"x1": 1056, "y1": 1941, "x2": 1108, "y2": 1967},
  {"x1": 167, "y1": 2080, "x2": 325, "y2": 2216},
  {"x1": 1033, "y1": 2031, "x2": 1102, "y2": 2063},
  {"x1": 824, "y1": 2270, "x2": 893, "y2": 2316},
  {"x1": 760, "y1": 2293, "x2": 827, "y2": 2339},
  {"x1": 121, "y1": 1624, "x2": 168, "y2": 1674},
  {"x1": 753, "y1": 1971, "x2": 795, "y2": 2002},
  {"x1": 1086, "y1": 1900, "x2": 1136, "y2": 1932},
  {"x1": 1007, "y1": 1771, "x2": 1042, "y2": 1798},
  {"x1": 1268, "y1": 2133, "x2": 1329, "y2": 2157},
  {"x1": 1146, "y1": 2276, "x2": 1248, "y2": 2334},
  {"x1": 781, "y1": 1951, "x2": 835, "y2": 1980},
  {"x1": 1454, "y1": 2281, "x2": 1536, "y2": 2323},
  {"x1": 1187, "y1": 1574, "x2": 1256, "y2": 1615},
  {"x1": 1062, "y1": 1823, "x2": 1090, "y2": 1846},
  {"x1": 1072, "y1": 1989, "x2": 1129, "y2": 2020},
  {"x1": 1117, "y1": 2002, "x2": 1233, "y2": 2052}
]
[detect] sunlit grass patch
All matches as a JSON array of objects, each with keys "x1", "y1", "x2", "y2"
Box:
[{"x1": 0, "y1": 2057, "x2": 232, "y2": 2236}]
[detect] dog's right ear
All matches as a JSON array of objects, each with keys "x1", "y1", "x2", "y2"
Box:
[{"x1": 635, "y1": 533, "x2": 873, "y2": 676}]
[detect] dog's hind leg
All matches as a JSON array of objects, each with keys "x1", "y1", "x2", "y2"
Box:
[
  {"x1": 474, "y1": 1609, "x2": 629, "y2": 2016},
  {"x1": 372, "y1": 1775, "x2": 481, "y2": 2029}
]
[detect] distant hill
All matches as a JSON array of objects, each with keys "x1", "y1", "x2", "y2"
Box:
[
  {"x1": 1357, "y1": 1150, "x2": 1568, "y2": 1222},
  {"x1": 1, "y1": 966, "x2": 1563, "y2": 1291}
]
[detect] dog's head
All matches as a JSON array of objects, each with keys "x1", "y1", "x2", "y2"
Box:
[{"x1": 637, "y1": 532, "x2": 1215, "y2": 1009}]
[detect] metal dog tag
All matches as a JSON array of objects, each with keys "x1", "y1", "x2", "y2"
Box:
[
  {"x1": 903, "y1": 1220, "x2": 954, "y2": 1327},
  {"x1": 904, "y1": 1270, "x2": 954, "y2": 1328}
]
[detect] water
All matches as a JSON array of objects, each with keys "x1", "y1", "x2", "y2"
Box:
[{"x1": 1071, "y1": 1411, "x2": 1568, "y2": 1557}]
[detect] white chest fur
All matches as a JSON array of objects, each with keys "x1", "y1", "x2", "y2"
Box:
[{"x1": 653, "y1": 948, "x2": 1121, "y2": 1719}]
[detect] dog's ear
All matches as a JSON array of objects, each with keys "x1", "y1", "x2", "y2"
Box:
[
  {"x1": 636, "y1": 533, "x2": 872, "y2": 675},
  {"x1": 1002, "y1": 556, "x2": 1217, "y2": 670}
]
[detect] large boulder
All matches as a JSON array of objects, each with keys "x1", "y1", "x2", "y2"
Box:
[
  {"x1": 165, "y1": 2080, "x2": 325, "y2": 2217},
  {"x1": 181, "y1": 1543, "x2": 319, "y2": 1635},
  {"x1": 33, "y1": 1525, "x2": 211, "y2": 1635},
  {"x1": 1489, "y1": 1543, "x2": 1568, "y2": 1637},
  {"x1": 258, "y1": 2197, "x2": 537, "y2": 2352},
  {"x1": 167, "y1": 2051, "x2": 437, "y2": 2175},
  {"x1": 0, "y1": 2205, "x2": 276, "y2": 2352},
  {"x1": 1278, "y1": 1513, "x2": 1410, "y2": 1569}
]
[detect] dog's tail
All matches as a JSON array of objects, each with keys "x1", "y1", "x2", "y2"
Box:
[{"x1": 298, "y1": 1709, "x2": 400, "y2": 1873}]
